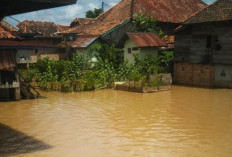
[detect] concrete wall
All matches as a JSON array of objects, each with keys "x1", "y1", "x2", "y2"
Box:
[
  {"x1": 124, "y1": 38, "x2": 158, "y2": 64},
  {"x1": 124, "y1": 39, "x2": 139, "y2": 64},
  {"x1": 140, "y1": 47, "x2": 158, "y2": 59}
]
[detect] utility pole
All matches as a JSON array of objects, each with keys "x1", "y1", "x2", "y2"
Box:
[{"x1": 102, "y1": 1, "x2": 104, "y2": 11}]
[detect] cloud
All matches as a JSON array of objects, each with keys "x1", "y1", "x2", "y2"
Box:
[
  {"x1": 4, "y1": 0, "x2": 216, "y2": 27},
  {"x1": 88, "y1": 3, "x2": 98, "y2": 9}
]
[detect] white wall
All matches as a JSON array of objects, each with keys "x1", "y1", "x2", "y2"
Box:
[
  {"x1": 124, "y1": 38, "x2": 159, "y2": 64},
  {"x1": 124, "y1": 39, "x2": 140, "y2": 64}
]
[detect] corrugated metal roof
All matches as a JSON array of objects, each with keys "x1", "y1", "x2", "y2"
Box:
[
  {"x1": 72, "y1": 35, "x2": 99, "y2": 48},
  {"x1": 127, "y1": 33, "x2": 167, "y2": 47},
  {"x1": 134, "y1": 0, "x2": 207, "y2": 23},
  {"x1": 184, "y1": 0, "x2": 232, "y2": 24},
  {"x1": 62, "y1": 0, "x2": 206, "y2": 35}
]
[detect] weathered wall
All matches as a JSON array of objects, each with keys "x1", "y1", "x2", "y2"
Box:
[
  {"x1": 75, "y1": 39, "x2": 101, "y2": 56},
  {"x1": 30, "y1": 49, "x2": 66, "y2": 63},
  {"x1": 174, "y1": 28, "x2": 191, "y2": 62},
  {"x1": 174, "y1": 23, "x2": 232, "y2": 64},
  {"x1": 102, "y1": 22, "x2": 132, "y2": 45},
  {"x1": 174, "y1": 22, "x2": 232, "y2": 88},
  {"x1": 140, "y1": 47, "x2": 158, "y2": 59},
  {"x1": 174, "y1": 62, "x2": 215, "y2": 87},
  {"x1": 124, "y1": 39, "x2": 158, "y2": 64},
  {"x1": 124, "y1": 39, "x2": 139, "y2": 64}
]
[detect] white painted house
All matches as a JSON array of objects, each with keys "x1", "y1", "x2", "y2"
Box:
[{"x1": 124, "y1": 33, "x2": 167, "y2": 64}]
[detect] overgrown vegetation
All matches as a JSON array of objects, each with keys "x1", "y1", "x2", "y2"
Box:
[
  {"x1": 19, "y1": 14, "x2": 173, "y2": 92},
  {"x1": 131, "y1": 14, "x2": 164, "y2": 37},
  {"x1": 19, "y1": 44, "x2": 173, "y2": 92}
]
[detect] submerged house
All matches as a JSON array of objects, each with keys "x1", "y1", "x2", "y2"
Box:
[
  {"x1": 0, "y1": 0, "x2": 77, "y2": 101},
  {"x1": 60, "y1": 0, "x2": 206, "y2": 55},
  {"x1": 173, "y1": 0, "x2": 232, "y2": 88},
  {"x1": 124, "y1": 33, "x2": 167, "y2": 64},
  {"x1": 17, "y1": 20, "x2": 69, "y2": 63}
]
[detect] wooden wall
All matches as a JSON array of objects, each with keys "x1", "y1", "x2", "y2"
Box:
[{"x1": 174, "y1": 22, "x2": 232, "y2": 64}]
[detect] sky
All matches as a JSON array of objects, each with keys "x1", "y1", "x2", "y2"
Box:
[{"x1": 4, "y1": 0, "x2": 216, "y2": 28}]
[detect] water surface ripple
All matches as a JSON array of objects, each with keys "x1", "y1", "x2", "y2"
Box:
[{"x1": 0, "y1": 86, "x2": 232, "y2": 157}]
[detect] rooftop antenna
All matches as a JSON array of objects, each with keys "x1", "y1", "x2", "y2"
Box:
[{"x1": 102, "y1": 1, "x2": 104, "y2": 11}]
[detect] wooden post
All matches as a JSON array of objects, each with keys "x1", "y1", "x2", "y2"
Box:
[{"x1": 14, "y1": 88, "x2": 21, "y2": 101}]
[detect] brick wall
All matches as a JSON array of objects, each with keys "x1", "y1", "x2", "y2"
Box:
[{"x1": 174, "y1": 62, "x2": 215, "y2": 87}]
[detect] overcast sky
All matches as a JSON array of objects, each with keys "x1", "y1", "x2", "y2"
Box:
[{"x1": 4, "y1": 0, "x2": 216, "y2": 28}]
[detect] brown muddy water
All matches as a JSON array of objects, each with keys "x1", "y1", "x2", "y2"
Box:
[{"x1": 0, "y1": 86, "x2": 232, "y2": 157}]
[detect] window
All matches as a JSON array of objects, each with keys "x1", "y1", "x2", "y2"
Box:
[
  {"x1": 132, "y1": 47, "x2": 139, "y2": 51},
  {"x1": 206, "y1": 35, "x2": 211, "y2": 48},
  {"x1": 128, "y1": 48, "x2": 131, "y2": 54}
]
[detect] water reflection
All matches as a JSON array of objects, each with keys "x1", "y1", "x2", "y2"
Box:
[{"x1": 0, "y1": 86, "x2": 232, "y2": 157}]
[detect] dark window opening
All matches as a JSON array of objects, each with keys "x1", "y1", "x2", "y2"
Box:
[
  {"x1": 214, "y1": 36, "x2": 222, "y2": 51},
  {"x1": 132, "y1": 47, "x2": 139, "y2": 51},
  {"x1": 128, "y1": 48, "x2": 131, "y2": 54},
  {"x1": 206, "y1": 35, "x2": 211, "y2": 48}
]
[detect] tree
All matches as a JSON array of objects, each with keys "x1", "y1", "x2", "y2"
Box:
[
  {"x1": 85, "y1": 8, "x2": 103, "y2": 18},
  {"x1": 131, "y1": 14, "x2": 164, "y2": 37}
]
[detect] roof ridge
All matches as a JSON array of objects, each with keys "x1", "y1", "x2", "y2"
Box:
[
  {"x1": 183, "y1": 0, "x2": 217, "y2": 24},
  {"x1": 183, "y1": 0, "x2": 232, "y2": 24}
]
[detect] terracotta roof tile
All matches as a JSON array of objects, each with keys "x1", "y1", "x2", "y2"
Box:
[
  {"x1": 17, "y1": 20, "x2": 69, "y2": 37},
  {"x1": 63, "y1": 0, "x2": 206, "y2": 35},
  {"x1": 0, "y1": 20, "x2": 17, "y2": 32},
  {"x1": 70, "y1": 18, "x2": 94, "y2": 27},
  {"x1": 184, "y1": 0, "x2": 232, "y2": 24},
  {"x1": 0, "y1": 24, "x2": 17, "y2": 39},
  {"x1": 127, "y1": 32, "x2": 167, "y2": 47},
  {"x1": 72, "y1": 35, "x2": 99, "y2": 48}
]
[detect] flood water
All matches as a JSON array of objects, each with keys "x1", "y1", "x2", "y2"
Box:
[{"x1": 0, "y1": 86, "x2": 232, "y2": 157}]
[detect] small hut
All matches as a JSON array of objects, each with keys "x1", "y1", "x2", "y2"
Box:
[{"x1": 123, "y1": 33, "x2": 167, "y2": 64}]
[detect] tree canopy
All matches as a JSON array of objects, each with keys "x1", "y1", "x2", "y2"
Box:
[
  {"x1": 131, "y1": 14, "x2": 164, "y2": 37},
  {"x1": 85, "y1": 8, "x2": 103, "y2": 18}
]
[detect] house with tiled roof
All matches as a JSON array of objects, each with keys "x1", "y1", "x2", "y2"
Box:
[
  {"x1": 62, "y1": 0, "x2": 206, "y2": 44},
  {"x1": 0, "y1": 0, "x2": 77, "y2": 101},
  {"x1": 60, "y1": 0, "x2": 206, "y2": 58},
  {"x1": 16, "y1": 20, "x2": 70, "y2": 63},
  {"x1": 173, "y1": 0, "x2": 232, "y2": 88}
]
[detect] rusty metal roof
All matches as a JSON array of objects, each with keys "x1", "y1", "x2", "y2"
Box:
[
  {"x1": 127, "y1": 33, "x2": 167, "y2": 47},
  {"x1": 63, "y1": 0, "x2": 206, "y2": 35},
  {"x1": 72, "y1": 35, "x2": 99, "y2": 48},
  {"x1": 134, "y1": 0, "x2": 207, "y2": 23},
  {"x1": 184, "y1": 0, "x2": 232, "y2": 24}
]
